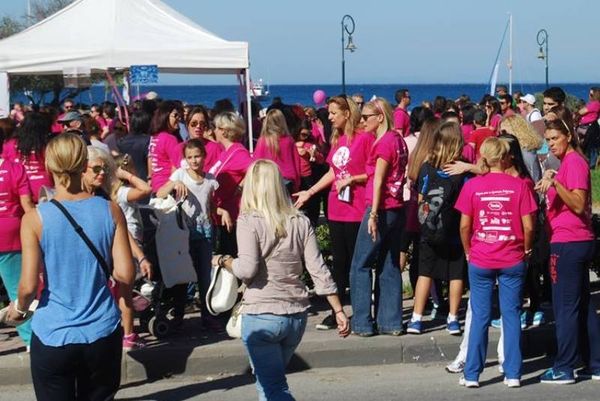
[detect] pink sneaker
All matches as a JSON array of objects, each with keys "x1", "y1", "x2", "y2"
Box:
[{"x1": 123, "y1": 333, "x2": 146, "y2": 351}]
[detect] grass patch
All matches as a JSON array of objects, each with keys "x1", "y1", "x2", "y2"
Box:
[{"x1": 592, "y1": 169, "x2": 600, "y2": 207}]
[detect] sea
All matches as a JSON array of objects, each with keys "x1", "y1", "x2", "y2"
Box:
[{"x1": 12, "y1": 83, "x2": 594, "y2": 110}]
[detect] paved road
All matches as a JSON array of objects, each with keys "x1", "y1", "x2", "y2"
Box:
[{"x1": 3, "y1": 358, "x2": 599, "y2": 401}]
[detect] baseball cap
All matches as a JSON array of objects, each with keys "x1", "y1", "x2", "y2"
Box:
[
  {"x1": 57, "y1": 111, "x2": 82, "y2": 122},
  {"x1": 521, "y1": 94, "x2": 536, "y2": 105}
]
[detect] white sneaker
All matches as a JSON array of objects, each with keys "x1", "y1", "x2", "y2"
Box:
[
  {"x1": 504, "y1": 378, "x2": 521, "y2": 388},
  {"x1": 498, "y1": 363, "x2": 504, "y2": 374},
  {"x1": 459, "y1": 376, "x2": 479, "y2": 388},
  {"x1": 446, "y1": 360, "x2": 465, "y2": 374}
]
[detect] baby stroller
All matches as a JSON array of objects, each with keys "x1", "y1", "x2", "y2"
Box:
[{"x1": 136, "y1": 196, "x2": 197, "y2": 339}]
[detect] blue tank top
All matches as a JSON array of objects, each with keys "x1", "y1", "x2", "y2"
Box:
[{"x1": 32, "y1": 196, "x2": 120, "y2": 346}]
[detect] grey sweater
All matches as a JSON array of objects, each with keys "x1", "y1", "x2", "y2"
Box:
[{"x1": 232, "y1": 212, "x2": 337, "y2": 315}]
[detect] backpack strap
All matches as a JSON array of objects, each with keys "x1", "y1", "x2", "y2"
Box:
[{"x1": 50, "y1": 199, "x2": 112, "y2": 280}]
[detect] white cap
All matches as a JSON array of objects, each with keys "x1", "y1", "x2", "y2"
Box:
[
  {"x1": 145, "y1": 91, "x2": 159, "y2": 100},
  {"x1": 521, "y1": 94, "x2": 536, "y2": 105}
]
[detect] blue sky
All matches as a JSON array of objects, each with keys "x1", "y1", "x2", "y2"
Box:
[{"x1": 2, "y1": 0, "x2": 598, "y2": 85}]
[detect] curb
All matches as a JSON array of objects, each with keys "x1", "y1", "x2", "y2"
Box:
[{"x1": 0, "y1": 322, "x2": 557, "y2": 386}]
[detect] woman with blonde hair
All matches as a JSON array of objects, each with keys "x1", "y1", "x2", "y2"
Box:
[
  {"x1": 82, "y1": 146, "x2": 152, "y2": 350},
  {"x1": 208, "y1": 112, "x2": 252, "y2": 255},
  {"x1": 455, "y1": 137, "x2": 537, "y2": 388},
  {"x1": 294, "y1": 95, "x2": 374, "y2": 330},
  {"x1": 8, "y1": 133, "x2": 135, "y2": 401},
  {"x1": 407, "y1": 122, "x2": 468, "y2": 336},
  {"x1": 213, "y1": 160, "x2": 350, "y2": 400},
  {"x1": 500, "y1": 115, "x2": 542, "y2": 182},
  {"x1": 349, "y1": 98, "x2": 408, "y2": 336},
  {"x1": 253, "y1": 108, "x2": 301, "y2": 192}
]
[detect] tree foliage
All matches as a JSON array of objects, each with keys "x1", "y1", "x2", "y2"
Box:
[{"x1": 0, "y1": 0, "x2": 102, "y2": 106}]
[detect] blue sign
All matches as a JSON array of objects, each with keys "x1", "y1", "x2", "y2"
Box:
[{"x1": 130, "y1": 65, "x2": 158, "y2": 84}]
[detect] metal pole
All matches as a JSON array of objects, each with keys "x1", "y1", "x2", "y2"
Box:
[
  {"x1": 341, "y1": 18, "x2": 345, "y2": 95},
  {"x1": 545, "y1": 35, "x2": 549, "y2": 88},
  {"x1": 508, "y1": 13, "x2": 513, "y2": 95},
  {"x1": 245, "y1": 68, "x2": 254, "y2": 153}
]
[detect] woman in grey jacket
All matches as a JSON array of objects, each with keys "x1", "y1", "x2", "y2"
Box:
[{"x1": 214, "y1": 159, "x2": 350, "y2": 401}]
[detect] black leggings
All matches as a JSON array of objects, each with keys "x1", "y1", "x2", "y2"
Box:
[
  {"x1": 328, "y1": 220, "x2": 361, "y2": 307},
  {"x1": 31, "y1": 328, "x2": 122, "y2": 401}
]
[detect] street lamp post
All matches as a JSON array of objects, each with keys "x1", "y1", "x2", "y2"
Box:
[
  {"x1": 341, "y1": 14, "x2": 356, "y2": 95},
  {"x1": 537, "y1": 29, "x2": 549, "y2": 88}
]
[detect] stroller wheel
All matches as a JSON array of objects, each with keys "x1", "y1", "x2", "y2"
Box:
[{"x1": 148, "y1": 316, "x2": 170, "y2": 339}]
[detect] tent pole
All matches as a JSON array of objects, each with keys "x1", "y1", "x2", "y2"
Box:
[{"x1": 245, "y1": 68, "x2": 253, "y2": 153}]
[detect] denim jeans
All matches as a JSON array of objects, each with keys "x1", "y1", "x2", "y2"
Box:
[
  {"x1": 242, "y1": 313, "x2": 307, "y2": 401},
  {"x1": 350, "y1": 207, "x2": 403, "y2": 334},
  {"x1": 189, "y1": 236, "x2": 213, "y2": 316},
  {"x1": 465, "y1": 262, "x2": 525, "y2": 381},
  {"x1": 0, "y1": 251, "x2": 32, "y2": 346}
]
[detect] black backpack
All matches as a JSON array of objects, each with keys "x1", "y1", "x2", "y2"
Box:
[{"x1": 417, "y1": 168, "x2": 462, "y2": 245}]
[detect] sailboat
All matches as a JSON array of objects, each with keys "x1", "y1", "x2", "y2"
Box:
[{"x1": 489, "y1": 13, "x2": 513, "y2": 95}]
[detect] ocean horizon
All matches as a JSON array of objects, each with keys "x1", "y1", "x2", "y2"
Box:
[{"x1": 12, "y1": 83, "x2": 594, "y2": 110}]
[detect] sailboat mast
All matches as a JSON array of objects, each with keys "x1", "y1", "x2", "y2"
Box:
[{"x1": 508, "y1": 13, "x2": 513, "y2": 95}]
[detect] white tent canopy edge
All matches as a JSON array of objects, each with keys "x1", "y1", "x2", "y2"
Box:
[{"x1": 0, "y1": 0, "x2": 254, "y2": 150}]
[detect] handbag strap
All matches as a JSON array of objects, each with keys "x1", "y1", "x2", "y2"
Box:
[{"x1": 50, "y1": 199, "x2": 111, "y2": 280}]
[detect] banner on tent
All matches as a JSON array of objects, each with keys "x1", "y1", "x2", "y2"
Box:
[
  {"x1": 63, "y1": 67, "x2": 91, "y2": 89},
  {"x1": 130, "y1": 65, "x2": 158, "y2": 84}
]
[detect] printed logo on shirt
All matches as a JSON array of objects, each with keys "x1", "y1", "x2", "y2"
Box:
[{"x1": 475, "y1": 190, "x2": 516, "y2": 243}]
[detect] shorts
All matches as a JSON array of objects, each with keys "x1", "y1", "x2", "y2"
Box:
[{"x1": 418, "y1": 240, "x2": 465, "y2": 281}]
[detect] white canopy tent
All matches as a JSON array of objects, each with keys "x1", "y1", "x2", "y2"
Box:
[{"x1": 0, "y1": 0, "x2": 255, "y2": 148}]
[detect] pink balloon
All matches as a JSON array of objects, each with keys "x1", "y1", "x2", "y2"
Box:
[{"x1": 313, "y1": 89, "x2": 326, "y2": 106}]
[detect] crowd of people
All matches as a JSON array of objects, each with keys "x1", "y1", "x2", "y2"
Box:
[{"x1": 0, "y1": 84, "x2": 599, "y2": 399}]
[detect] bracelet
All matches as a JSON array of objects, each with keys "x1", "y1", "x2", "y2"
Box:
[
  {"x1": 14, "y1": 300, "x2": 28, "y2": 316},
  {"x1": 524, "y1": 249, "x2": 533, "y2": 256},
  {"x1": 334, "y1": 309, "x2": 344, "y2": 315},
  {"x1": 138, "y1": 256, "x2": 147, "y2": 265},
  {"x1": 369, "y1": 211, "x2": 378, "y2": 220}
]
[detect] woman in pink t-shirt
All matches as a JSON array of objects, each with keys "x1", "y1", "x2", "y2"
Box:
[
  {"x1": 349, "y1": 98, "x2": 408, "y2": 336},
  {"x1": 534, "y1": 119, "x2": 600, "y2": 383},
  {"x1": 1, "y1": 113, "x2": 54, "y2": 203},
  {"x1": 253, "y1": 109, "x2": 302, "y2": 193},
  {"x1": 0, "y1": 132, "x2": 34, "y2": 347},
  {"x1": 209, "y1": 112, "x2": 252, "y2": 255},
  {"x1": 184, "y1": 106, "x2": 222, "y2": 173},
  {"x1": 485, "y1": 98, "x2": 502, "y2": 132},
  {"x1": 148, "y1": 101, "x2": 184, "y2": 193},
  {"x1": 294, "y1": 95, "x2": 371, "y2": 330},
  {"x1": 455, "y1": 137, "x2": 536, "y2": 387}
]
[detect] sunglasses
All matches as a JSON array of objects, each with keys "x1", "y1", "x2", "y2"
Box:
[
  {"x1": 189, "y1": 121, "x2": 207, "y2": 129},
  {"x1": 90, "y1": 165, "x2": 108, "y2": 174},
  {"x1": 171, "y1": 112, "x2": 181, "y2": 119},
  {"x1": 361, "y1": 113, "x2": 379, "y2": 120}
]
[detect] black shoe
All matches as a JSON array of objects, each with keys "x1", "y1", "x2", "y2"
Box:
[{"x1": 315, "y1": 314, "x2": 336, "y2": 330}]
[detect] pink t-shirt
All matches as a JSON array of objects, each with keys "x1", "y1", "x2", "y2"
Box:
[
  {"x1": 455, "y1": 172, "x2": 538, "y2": 268},
  {"x1": 461, "y1": 124, "x2": 475, "y2": 143},
  {"x1": 489, "y1": 113, "x2": 502, "y2": 131},
  {"x1": 253, "y1": 135, "x2": 301, "y2": 191},
  {"x1": 462, "y1": 144, "x2": 476, "y2": 164},
  {"x1": 393, "y1": 107, "x2": 411, "y2": 137},
  {"x1": 546, "y1": 151, "x2": 594, "y2": 243},
  {"x1": 326, "y1": 131, "x2": 375, "y2": 222},
  {"x1": 364, "y1": 131, "x2": 408, "y2": 210},
  {"x1": 209, "y1": 142, "x2": 252, "y2": 222},
  {"x1": 1, "y1": 138, "x2": 53, "y2": 203},
  {"x1": 580, "y1": 100, "x2": 600, "y2": 125},
  {"x1": 0, "y1": 159, "x2": 31, "y2": 252},
  {"x1": 149, "y1": 132, "x2": 183, "y2": 193}
]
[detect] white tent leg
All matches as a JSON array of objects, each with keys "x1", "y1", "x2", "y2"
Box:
[
  {"x1": 245, "y1": 68, "x2": 253, "y2": 153},
  {"x1": 0, "y1": 72, "x2": 10, "y2": 118}
]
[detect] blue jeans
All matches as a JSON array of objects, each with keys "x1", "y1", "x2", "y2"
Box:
[
  {"x1": 549, "y1": 241, "x2": 600, "y2": 373},
  {"x1": 0, "y1": 252, "x2": 32, "y2": 346},
  {"x1": 465, "y1": 262, "x2": 525, "y2": 381},
  {"x1": 188, "y1": 236, "x2": 213, "y2": 316},
  {"x1": 350, "y1": 207, "x2": 403, "y2": 334},
  {"x1": 242, "y1": 313, "x2": 307, "y2": 401}
]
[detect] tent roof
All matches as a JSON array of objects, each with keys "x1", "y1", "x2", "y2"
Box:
[{"x1": 0, "y1": 0, "x2": 249, "y2": 75}]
